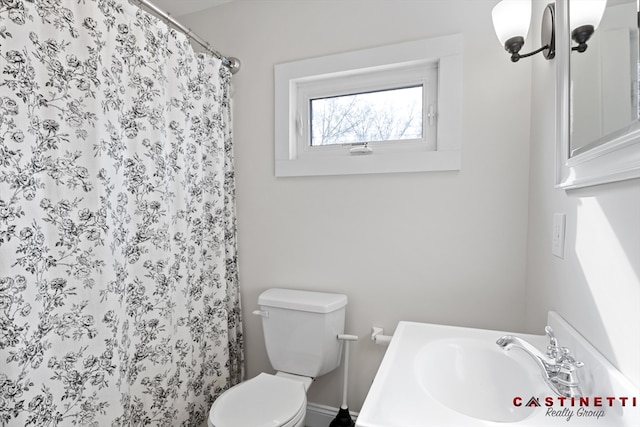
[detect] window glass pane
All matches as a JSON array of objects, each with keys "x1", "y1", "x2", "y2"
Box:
[{"x1": 310, "y1": 85, "x2": 423, "y2": 146}]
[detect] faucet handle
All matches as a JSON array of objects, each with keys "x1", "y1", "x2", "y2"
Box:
[
  {"x1": 545, "y1": 326, "x2": 560, "y2": 357},
  {"x1": 556, "y1": 347, "x2": 584, "y2": 366},
  {"x1": 545, "y1": 326, "x2": 558, "y2": 346}
]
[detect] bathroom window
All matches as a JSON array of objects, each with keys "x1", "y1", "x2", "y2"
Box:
[
  {"x1": 274, "y1": 34, "x2": 463, "y2": 177},
  {"x1": 309, "y1": 84, "x2": 427, "y2": 147}
]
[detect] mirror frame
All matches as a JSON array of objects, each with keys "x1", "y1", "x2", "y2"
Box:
[{"x1": 555, "y1": 0, "x2": 640, "y2": 189}]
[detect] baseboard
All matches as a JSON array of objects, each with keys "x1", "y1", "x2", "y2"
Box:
[{"x1": 305, "y1": 402, "x2": 358, "y2": 427}]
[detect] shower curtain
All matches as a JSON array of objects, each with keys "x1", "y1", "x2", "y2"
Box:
[{"x1": 0, "y1": 1, "x2": 243, "y2": 425}]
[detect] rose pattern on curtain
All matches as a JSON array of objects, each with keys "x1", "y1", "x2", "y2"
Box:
[{"x1": 0, "y1": 0, "x2": 244, "y2": 425}]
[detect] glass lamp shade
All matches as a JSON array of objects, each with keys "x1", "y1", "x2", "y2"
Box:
[
  {"x1": 491, "y1": 0, "x2": 532, "y2": 46},
  {"x1": 570, "y1": 0, "x2": 607, "y2": 31}
]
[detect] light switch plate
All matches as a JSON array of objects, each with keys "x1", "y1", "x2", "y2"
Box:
[{"x1": 552, "y1": 213, "x2": 566, "y2": 259}]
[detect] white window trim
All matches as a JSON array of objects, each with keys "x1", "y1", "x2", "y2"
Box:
[{"x1": 274, "y1": 34, "x2": 463, "y2": 177}]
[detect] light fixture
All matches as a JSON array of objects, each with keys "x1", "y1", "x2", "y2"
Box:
[
  {"x1": 492, "y1": 0, "x2": 555, "y2": 62},
  {"x1": 569, "y1": 0, "x2": 607, "y2": 52},
  {"x1": 491, "y1": 0, "x2": 608, "y2": 62}
]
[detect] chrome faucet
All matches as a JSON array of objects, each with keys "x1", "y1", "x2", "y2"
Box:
[{"x1": 496, "y1": 326, "x2": 584, "y2": 397}]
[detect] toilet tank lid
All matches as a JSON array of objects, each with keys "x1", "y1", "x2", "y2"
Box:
[{"x1": 258, "y1": 288, "x2": 347, "y2": 313}]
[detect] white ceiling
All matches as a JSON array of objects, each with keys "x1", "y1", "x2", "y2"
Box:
[{"x1": 149, "y1": 0, "x2": 233, "y2": 17}]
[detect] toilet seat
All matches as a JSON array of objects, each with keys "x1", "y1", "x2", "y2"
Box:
[{"x1": 208, "y1": 373, "x2": 306, "y2": 427}]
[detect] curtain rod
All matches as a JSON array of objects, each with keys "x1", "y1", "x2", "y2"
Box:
[{"x1": 130, "y1": 0, "x2": 240, "y2": 74}]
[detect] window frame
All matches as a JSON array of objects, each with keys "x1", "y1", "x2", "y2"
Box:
[{"x1": 274, "y1": 34, "x2": 463, "y2": 177}]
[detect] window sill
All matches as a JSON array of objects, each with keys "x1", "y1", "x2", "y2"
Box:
[{"x1": 275, "y1": 149, "x2": 461, "y2": 177}]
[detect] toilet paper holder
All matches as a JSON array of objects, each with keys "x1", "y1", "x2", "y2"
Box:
[{"x1": 371, "y1": 327, "x2": 393, "y2": 345}]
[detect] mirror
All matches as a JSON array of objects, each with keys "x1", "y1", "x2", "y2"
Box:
[
  {"x1": 556, "y1": 0, "x2": 640, "y2": 189},
  {"x1": 571, "y1": 0, "x2": 638, "y2": 156}
]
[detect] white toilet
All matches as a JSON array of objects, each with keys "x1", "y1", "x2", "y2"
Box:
[{"x1": 208, "y1": 288, "x2": 348, "y2": 427}]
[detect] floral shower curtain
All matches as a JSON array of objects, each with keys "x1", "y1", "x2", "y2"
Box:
[{"x1": 0, "y1": 0, "x2": 244, "y2": 425}]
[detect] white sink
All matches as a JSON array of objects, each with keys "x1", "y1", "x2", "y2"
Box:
[
  {"x1": 356, "y1": 312, "x2": 640, "y2": 426},
  {"x1": 417, "y1": 337, "x2": 538, "y2": 422}
]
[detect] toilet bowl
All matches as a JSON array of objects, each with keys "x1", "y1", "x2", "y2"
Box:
[
  {"x1": 208, "y1": 288, "x2": 348, "y2": 427},
  {"x1": 208, "y1": 373, "x2": 312, "y2": 427}
]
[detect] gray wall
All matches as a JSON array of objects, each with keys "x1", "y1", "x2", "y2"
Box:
[{"x1": 181, "y1": 0, "x2": 637, "y2": 411}]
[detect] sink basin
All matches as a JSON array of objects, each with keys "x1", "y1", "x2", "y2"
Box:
[
  {"x1": 356, "y1": 312, "x2": 640, "y2": 427},
  {"x1": 416, "y1": 337, "x2": 536, "y2": 422}
]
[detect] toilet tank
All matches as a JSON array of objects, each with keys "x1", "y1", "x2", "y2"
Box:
[{"x1": 257, "y1": 288, "x2": 347, "y2": 378}]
